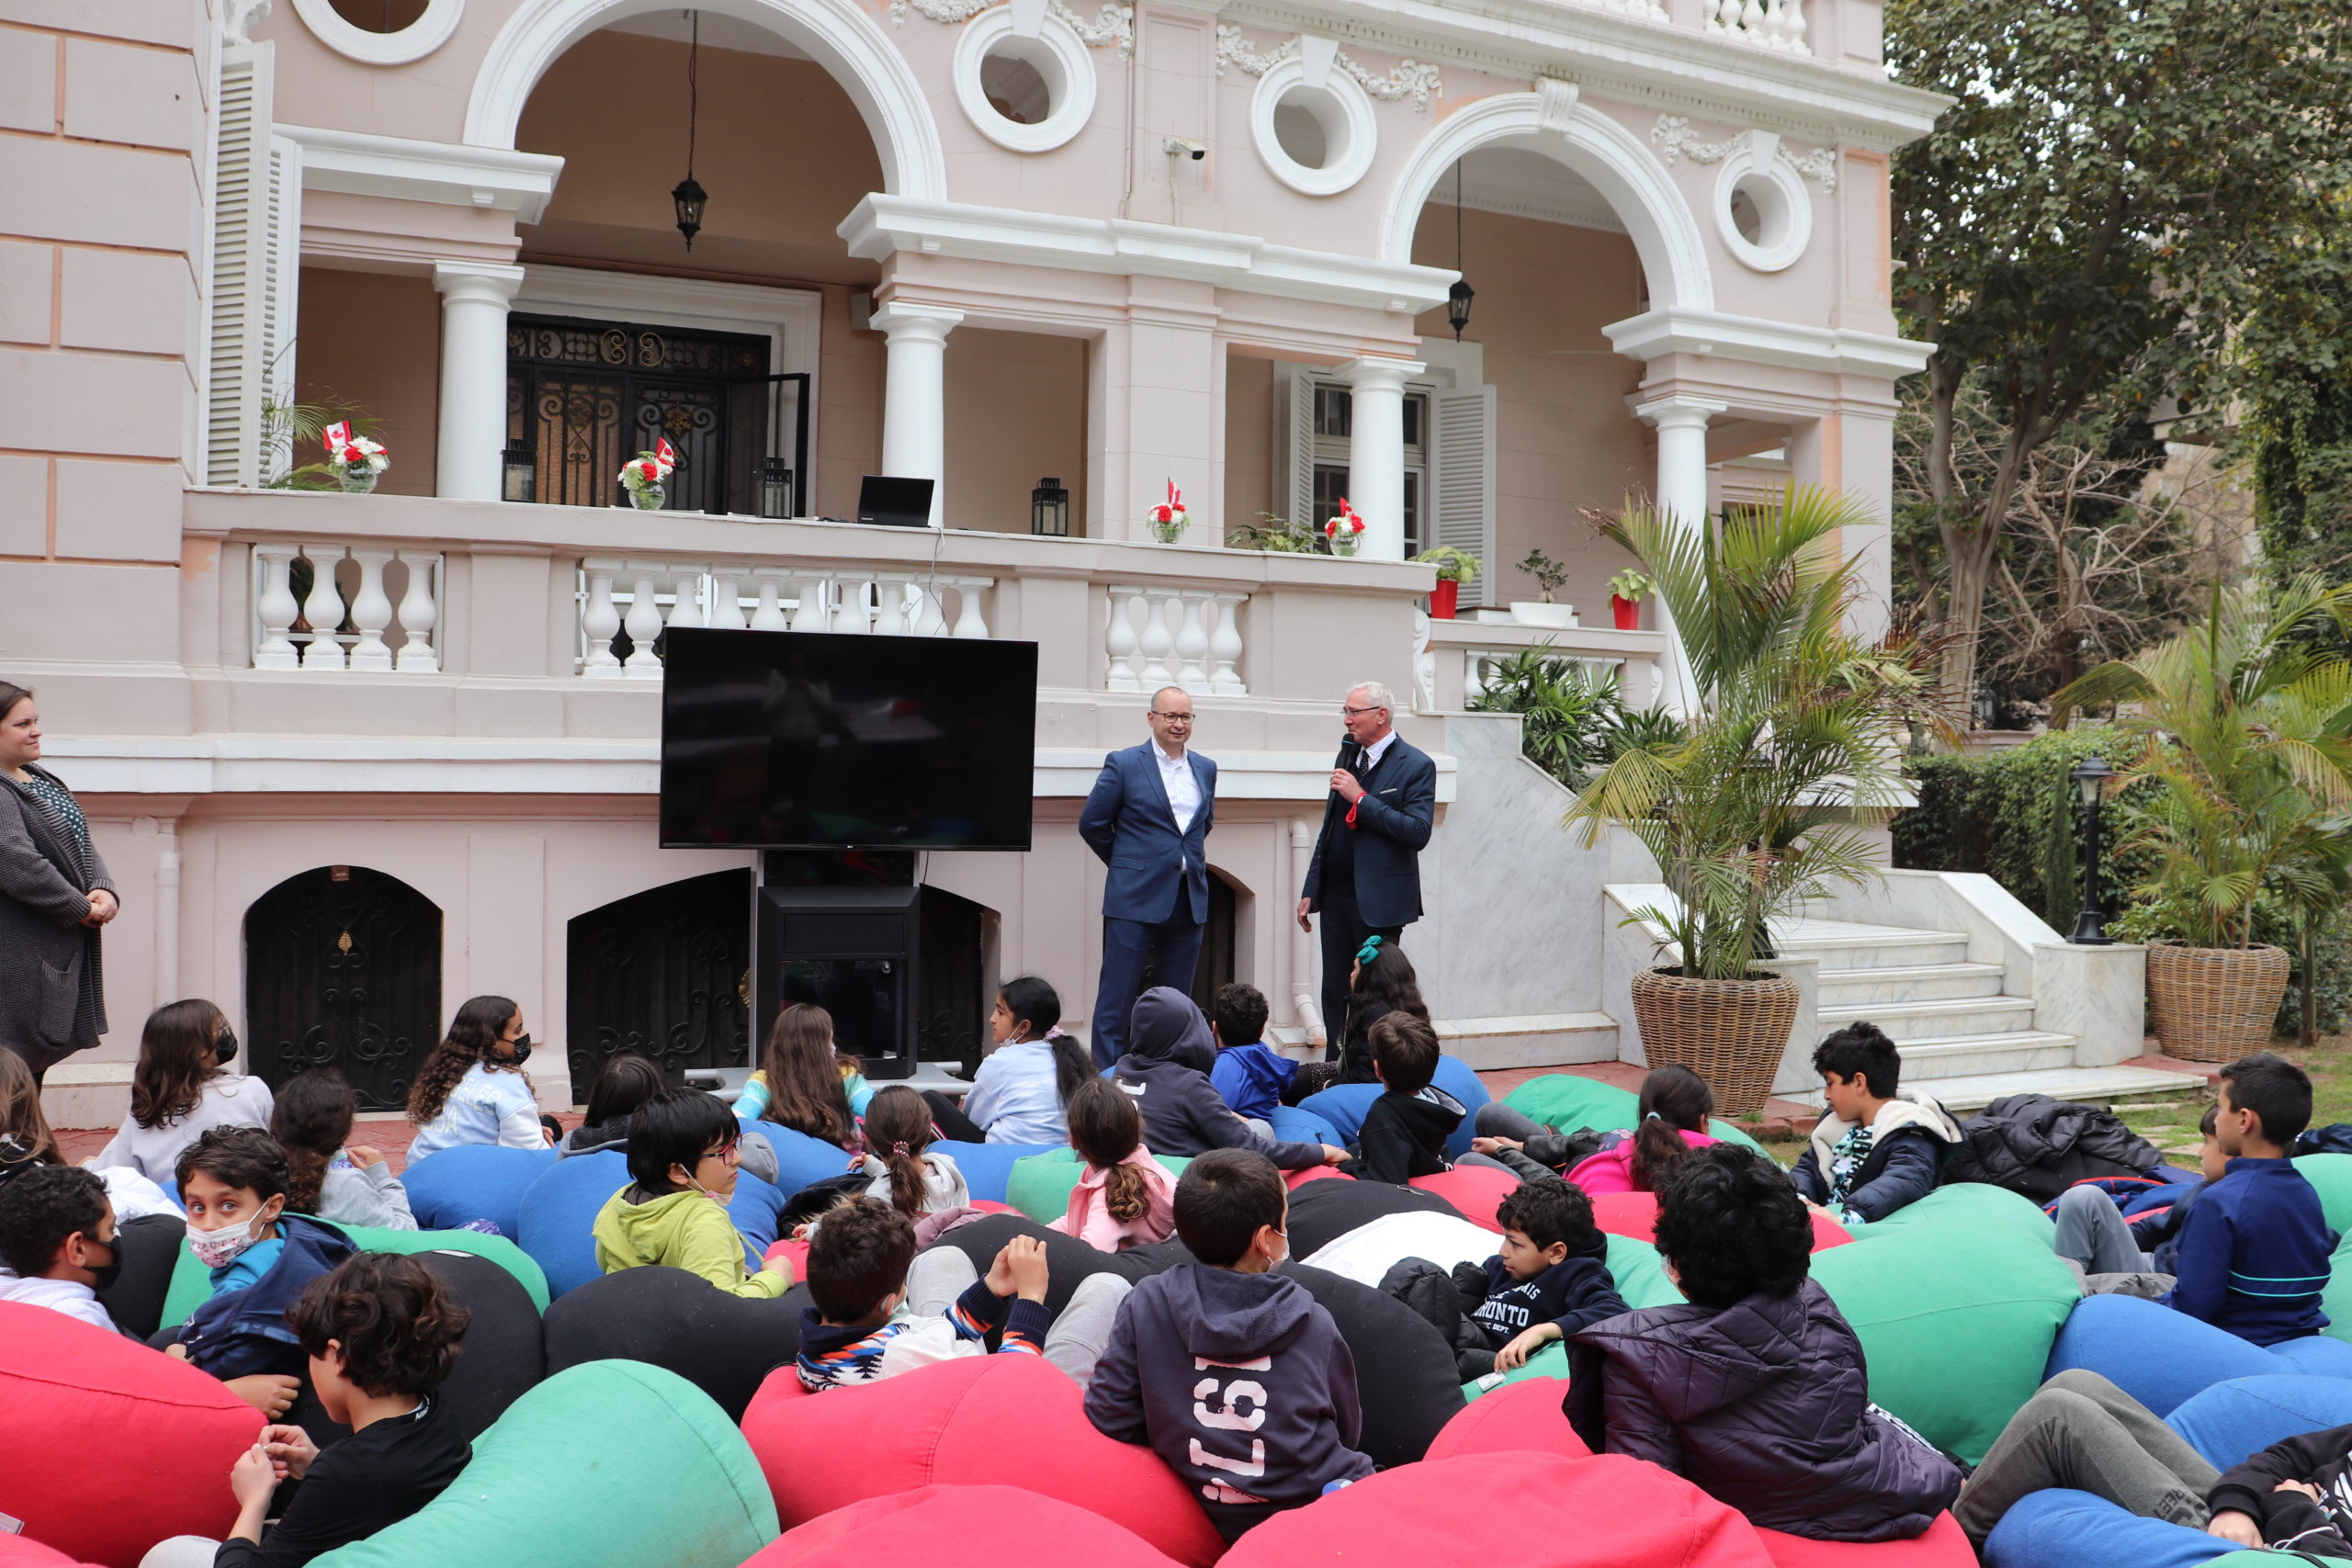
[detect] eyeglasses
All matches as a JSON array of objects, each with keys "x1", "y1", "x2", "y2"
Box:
[
  {"x1": 699, "y1": 1140, "x2": 740, "y2": 1164},
  {"x1": 1150, "y1": 712, "x2": 1193, "y2": 724},
  {"x1": 1341, "y1": 705, "x2": 1386, "y2": 717}
]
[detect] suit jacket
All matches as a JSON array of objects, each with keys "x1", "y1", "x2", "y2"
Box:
[
  {"x1": 1079, "y1": 742, "x2": 1217, "y2": 924},
  {"x1": 1302, "y1": 734, "x2": 1436, "y2": 929}
]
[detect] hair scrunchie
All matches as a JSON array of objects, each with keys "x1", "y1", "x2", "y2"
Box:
[
  {"x1": 1043, "y1": 1025, "x2": 1066, "y2": 1040},
  {"x1": 1355, "y1": 933, "x2": 1385, "y2": 967},
  {"x1": 891, "y1": 1142, "x2": 910, "y2": 1158}
]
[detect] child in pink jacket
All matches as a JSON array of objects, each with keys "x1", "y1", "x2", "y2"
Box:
[
  {"x1": 1048, "y1": 1078, "x2": 1178, "y2": 1251},
  {"x1": 1566, "y1": 1065, "x2": 1718, "y2": 1195}
]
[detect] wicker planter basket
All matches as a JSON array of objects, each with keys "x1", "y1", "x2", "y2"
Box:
[
  {"x1": 1629, "y1": 965, "x2": 1800, "y2": 1118},
  {"x1": 2145, "y1": 942, "x2": 2290, "y2": 1063}
]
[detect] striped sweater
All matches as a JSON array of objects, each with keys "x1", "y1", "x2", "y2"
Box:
[{"x1": 796, "y1": 1280, "x2": 1051, "y2": 1391}]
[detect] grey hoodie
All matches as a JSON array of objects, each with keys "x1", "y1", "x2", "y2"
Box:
[
  {"x1": 1085, "y1": 1263, "x2": 1375, "y2": 1541},
  {"x1": 1114, "y1": 987, "x2": 1324, "y2": 1170}
]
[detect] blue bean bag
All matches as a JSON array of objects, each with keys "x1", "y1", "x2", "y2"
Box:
[
  {"x1": 516, "y1": 1152, "x2": 778, "y2": 1299},
  {"x1": 929, "y1": 1141, "x2": 1061, "y2": 1205},
  {"x1": 2268, "y1": 1335, "x2": 2352, "y2": 1379},
  {"x1": 2165, "y1": 1374, "x2": 2352, "y2": 1472},
  {"x1": 401, "y1": 1145, "x2": 558, "y2": 1235},
  {"x1": 1980, "y1": 1488, "x2": 2231, "y2": 1568},
  {"x1": 2043, "y1": 1295, "x2": 2352, "y2": 1417},
  {"x1": 746, "y1": 1120, "x2": 858, "y2": 1199},
  {"x1": 729, "y1": 1169, "x2": 787, "y2": 1255},
  {"x1": 1269, "y1": 1104, "x2": 1340, "y2": 1148},
  {"x1": 1299, "y1": 1056, "x2": 1491, "y2": 1158}
]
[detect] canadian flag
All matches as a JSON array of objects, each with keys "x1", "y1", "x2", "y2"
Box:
[
  {"x1": 322, "y1": 422, "x2": 352, "y2": 454},
  {"x1": 654, "y1": 437, "x2": 677, "y2": 468}
]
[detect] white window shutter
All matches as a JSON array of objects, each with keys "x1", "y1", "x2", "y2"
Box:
[
  {"x1": 206, "y1": 42, "x2": 294, "y2": 488},
  {"x1": 264, "y1": 134, "x2": 301, "y2": 423},
  {"x1": 1431, "y1": 384, "x2": 1497, "y2": 606},
  {"x1": 1272, "y1": 362, "x2": 1317, "y2": 533}
]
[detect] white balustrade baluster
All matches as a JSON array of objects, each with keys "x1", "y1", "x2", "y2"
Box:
[
  {"x1": 950, "y1": 578, "x2": 990, "y2": 639},
  {"x1": 874, "y1": 576, "x2": 910, "y2": 637},
  {"x1": 1172, "y1": 593, "x2": 1209, "y2": 685},
  {"x1": 1740, "y1": 0, "x2": 1767, "y2": 37},
  {"x1": 1208, "y1": 592, "x2": 1247, "y2": 694},
  {"x1": 254, "y1": 544, "x2": 300, "y2": 670},
  {"x1": 664, "y1": 562, "x2": 709, "y2": 637},
  {"x1": 581, "y1": 563, "x2": 622, "y2": 675},
  {"x1": 1412, "y1": 609, "x2": 1434, "y2": 714},
  {"x1": 1778, "y1": 0, "x2": 1806, "y2": 51},
  {"x1": 394, "y1": 551, "x2": 441, "y2": 671},
  {"x1": 786, "y1": 575, "x2": 823, "y2": 631},
  {"x1": 910, "y1": 580, "x2": 948, "y2": 637},
  {"x1": 1464, "y1": 651, "x2": 1487, "y2": 708},
  {"x1": 1137, "y1": 589, "x2": 1176, "y2": 686},
  {"x1": 299, "y1": 547, "x2": 348, "y2": 671},
  {"x1": 831, "y1": 578, "x2": 872, "y2": 635},
  {"x1": 749, "y1": 570, "x2": 790, "y2": 631},
  {"x1": 622, "y1": 568, "x2": 666, "y2": 677},
  {"x1": 1103, "y1": 587, "x2": 1142, "y2": 691},
  {"x1": 708, "y1": 566, "x2": 749, "y2": 630},
  {"x1": 345, "y1": 548, "x2": 396, "y2": 671}
]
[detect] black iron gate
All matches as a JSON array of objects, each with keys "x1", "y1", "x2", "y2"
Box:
[
  {"x1": 504, "y1": 316, "x2": 807, "y2": 515},
  {"x1": 243, "y1": 866, "x2": 444, "y2": 1111},
  {"x1": 565, "y1": 869, "x2": 753, "y2": 1089}
]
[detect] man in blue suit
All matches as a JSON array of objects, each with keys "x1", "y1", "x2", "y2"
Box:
[
  {"x1": 1298, "y1": 681, "x2": 1437, "y2": 1059},
  {"x1": 1080, "y1": 686, "x2": 1217, "y2": 1070}
]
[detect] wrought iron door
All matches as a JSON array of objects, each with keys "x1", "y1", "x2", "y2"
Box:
[
  {"x1": 243, "y1": 866, "x2": 444, "y2": 1111},
  {"x1": 566, "y1": 869, "x2": 753, "y2": 1089},
  {"x1": 506, "y1": 315, "x2": 769, "y2": 513}
]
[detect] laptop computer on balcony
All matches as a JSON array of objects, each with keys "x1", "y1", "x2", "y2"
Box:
[{"x1": 857, "y1": 475, "x2": 934, "y2": 528}]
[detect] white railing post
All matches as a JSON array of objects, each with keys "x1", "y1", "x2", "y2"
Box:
[
  {"x1": 708, "y1": 566, "x2": 750, "y2": 630},
  {"x1": 254, "y1": 544, "x2": 300, "y2": 671},
  {"x1": 1208, "y1": 592, "x2": 1247, "y2": 695},
  {"x1": 664, "y1": 563, "x2": 709, "y2": 637},
  {"x1": 581, "y1": 561, "x2": 623, "y2": 676},
  {"x1": 911, "y1": 580, "x2": 949, "y2": 637},
  {"x1": 345, "y1": 547, "x2": 397, "y2": 672},
  {"x1": 1137, "y1": 589, "x2": 1176, "y2": 687},
  {"x1": 394, "y1": 551, "x2": 441, "y2": 672},
  {"x1": 1104, "y1": 587, "x2": 1143, "y2": 691},
  {"x1": 874, "y1": 576, "x2": 911, "y2": 637},
  {"x1": 950, "y1": 578, "x2": 991, "y2": 639},
  {"x1": 750, "y1": 569, "x2": 790, "y2": 631},
  {"x1": 830, "y1": 577, "x2": 872, "y2": 635},
  {"x1": 788, "y1": 574, "x2": 827, "y2": 633},
  {"x1": 622, "y1": 566, "x2": 666, "y2": 678},
  {"x1": 300, "y1": 546, "x2": 348, "y2": 671},
  {"x1": 1172, "y1": 592, "x2": 1209, "y2": 686}
]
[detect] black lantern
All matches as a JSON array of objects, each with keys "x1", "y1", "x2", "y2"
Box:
[
  {"x1": 502, "y1": 445, "x2": 535, "y2": 503},
  {"x1": 1447, "y1": 158, "x2": 1475, "y2": 342},
  {"x1": 1973, "y1": 682, "x2": 1997, "y2": 730},
  {"x1": 759, "y1": 457, "x2": 794, "y2": 520},
  {"x1": 673, "y1": 12, "x2": 707, "y2": 251},
  {"x1": 1032, "y1": 476, "x2": 1070, "y2": 536},
  {"x1": 2070, "y1": 753, "x2": 2116, "y2": 945}
]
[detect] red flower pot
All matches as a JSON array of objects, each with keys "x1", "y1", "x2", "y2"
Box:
[
  {"x1": 1611, "y1": 594, "x2": 1639, "y2": 631},
  {"x1": 1430, "y1": 580, "x2": 1460, "y2": 619}
]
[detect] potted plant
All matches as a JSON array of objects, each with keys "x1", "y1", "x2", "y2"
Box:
[
  {"x1": 1510, "y1": 548, "x2": 1575, "y2": 628},
  {"x1": 321, "y1": 421, "x2": 389, "y2": 494},
  {"x1": 1148, "y1": 480, "x2": 1190, "y2": 544},
  {"x1": 2053, "y1": 576, "x2": 2352, "y2": 1061},
  {"x1": 1609, "y1": 568, "x2": 1654, "y2": 632},
  {"x1": 1324, "y1": 499, "x2": 1367, "y2": 558},
  {"x1": 619, "y1": 438, "x2": 678, "y2": 511},
  {"x1": 1228, "y1": 513, "x2": 1317, "y2": 552},
  {"x1": 1412, "y1": 547, "x2": 1481, "y2": 618},
  {"x1": 1567, "y1": 487, "x2": 1950, "y2": 1114}
]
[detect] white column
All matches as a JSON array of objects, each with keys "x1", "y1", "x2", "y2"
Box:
[
  {"x1": 1342, "y1": 356, "x2": 1424, "y2": 562},
  {"x1": 1635, "y1": 395, "x2": 1728, "y2": 716},
  {"x1": 153, "y1": 818, "x2": 180, "y2": 1002},
  {"x1": 433, "y1": 262, "x2": 527, "y2": 502},
  {"x1": 872, "y1": 301, "x2": 964, "y2": 528}
]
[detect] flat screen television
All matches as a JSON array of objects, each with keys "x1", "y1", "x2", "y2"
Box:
[{"x1": 659, "y1": 626, "x2": 1039, "y2": 852}]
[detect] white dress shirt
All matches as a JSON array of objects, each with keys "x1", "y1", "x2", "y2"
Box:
[
  {"x1": 1155, "y1": 742, "x2": 1201, "y2": 833},
  {"x1": 1357, "y1": 730, "x2": 1399, "y2": 773}
]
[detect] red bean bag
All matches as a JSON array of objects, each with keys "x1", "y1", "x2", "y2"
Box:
[
  {"x1": 1286, "y1": 1166, "x2": 1350, "y2": 1190},
  {"x1": 740, "y1": 1354, "x2": 1226, "y2": 1567},
  {"x1": 0, "y1": 1302, "x2": 262, "y2": 1568},
  {"x1": 747, "y1": 1484, "x2": 1185, "y2": 1568},
  {"x1": 1423, "y1": 1375, "x2": 1592, "y2": 1463},
  {"x1": 1408, "y1": 1166, "x2": 1518, "y2": 1233},
  {"x1": 1752, "y1": 1514, "x2": 1975, "y2": 1568},
  {"x1": 1590, "y1": 1191, "x2": 1853, "y2": 1252},
  {"x1": 0, "y1": 1538, "x2": 106, "y2": 1568},
  {"x1": 1219, "y1": 1452, "x2": 1776, "y2": 1566}
]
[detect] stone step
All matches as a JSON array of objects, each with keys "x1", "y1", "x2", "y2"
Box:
[
  {"x1": 1819, "y1": 995, "x2": 2041, "y2": 1041},
  {"x1": 1816, "y1": 962, "x2": 2010, "y2": 1003},
  {"x1": 1268, "y1": 1011, "x2": 1620, "y2": 1072},
  {"x1": 1774, "y1": 927, "x2": 1973, "y2": 971},
  {"x1": 1875, "y1": 1063, "x2": 2210, "y2": 1114}
]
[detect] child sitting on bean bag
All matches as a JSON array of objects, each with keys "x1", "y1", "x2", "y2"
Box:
[
  {"x1": 1336, "y1": 1015, "x2": 1466, "y2": 1187},
  {"x1": 1566, "y1": 1066, "x2": 1718, "y2": 1194},
  {"x1": 592, "y1": 1091, "x2": 793, "y2": 1300},
  {"x1": 1046, "y1": 1079, "x2": 1176, "y2": 1252},
  {"x1": 1791, "y1": 1023, "x2": 1962, "y2": 1229},
  {"x1": 1207, "y1": 984, "x2": 1295, "y2": 1123},
  {"x1": 855, "y1": 1088, "x2": 969, "y2": 1221},
  {"x1": 0, "y1": 1163, "x2": 125, "y2": 1334},
  {"x1": 796, "y1": 1197, "x2": 1129, "y2": 1391},
  {"x1": 1448, "y1": 1177, "x2": 1626, "y2": 1379},
  {"x1": 2052, "y1": 1103, "x2": 2222, "y2": 1297},
  {"x1": 141, "y1": 1252, "x2": 472, "y2": 1568},
  {"x1": 1568, "y1": 1144, "x2": 1962, "y2": 1542}
]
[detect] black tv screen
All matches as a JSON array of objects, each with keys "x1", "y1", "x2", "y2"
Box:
[{"x1": 660, "y1": 627, "x2": 1038, "y2": 852}]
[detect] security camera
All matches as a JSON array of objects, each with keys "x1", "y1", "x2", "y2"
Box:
[{"x1": 1162, "y1": 137, "x2": 1206, "y2": 161}]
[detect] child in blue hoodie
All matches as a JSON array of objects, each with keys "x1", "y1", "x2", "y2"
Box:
[
  {"x1": 1084, "y1": 1148, "x2": 1375, "y2": 1541},
  {"x1": 1208, "y1": 984, "x2": 1296, "y2": 1123}
]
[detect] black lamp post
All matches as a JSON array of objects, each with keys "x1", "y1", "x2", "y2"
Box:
[
  {"x1": 1031, "y1": 477, "x2": 1069, "y2": 536},
  {"x1": 2071, "y1": 754, "x2": 2116, "y2": 945},
  {"x1": 673, "y1": 12, "x2": 707, "y2": 250}
]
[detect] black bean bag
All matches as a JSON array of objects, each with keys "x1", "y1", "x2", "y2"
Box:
[
  {"x1": 1279, "y1": 1260, "x2": 1464, "y2": 1467},
  {"x1": 1281, "y1": 1176, "x2": 1463, "y2": 1258},
  {"x1": 413, "y1": 1247, "x2": 546, "y2": 1442},
  {"x1": 541, "y1": 1264, "x2": 809, "y2": 1422},
  {"x1": 96, "y1": 1212, "x2": 188, "y2": 1341},
  {"x1": 930, "y1": 1214, "x2": 1134, "y2": 1320}
]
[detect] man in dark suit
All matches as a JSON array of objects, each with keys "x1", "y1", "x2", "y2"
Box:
[
  {"x1": 1080, "y1": 686, "x2": 1217, "y2": 1070},
  {"x1": 1297, "y1": 681, "x2": 1436, "y2": 1057}
]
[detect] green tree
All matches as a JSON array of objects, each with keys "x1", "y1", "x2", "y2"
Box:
[{"x1": 1887, "y1": 0, "x2": 2352, "y2": 705}]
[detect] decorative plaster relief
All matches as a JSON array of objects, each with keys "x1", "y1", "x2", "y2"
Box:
[
  {"x1": 1214, "y1": 26, "x2": 1442, "y2": 113},
  {"x1": 892, "y1": 0, "x2": 1132, "y2": 57}
]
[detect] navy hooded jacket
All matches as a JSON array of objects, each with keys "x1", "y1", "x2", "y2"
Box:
[
  {"x1": 2161, "y1": 1156, "x2": 2335, "y2": 1347},
  {"x1": 1114, "y1": 987, "x2": 1325, "y2": 1170},
  {"x1": 1085, "y1": 1263, "x2": 1375, "y2": 1541},
  {"x1": 176, "y1": 1215, "x2": 357, "y2": 1379}
]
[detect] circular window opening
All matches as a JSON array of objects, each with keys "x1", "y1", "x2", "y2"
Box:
[
  {"x1": 979, "y1": 39, "x2": 1057, "y2": 128},
  {"x1": 1272, "y1": 86, "x2": 1350, "y2": 173},
  {"x1": 326, "y1": 0, "x2": 429, "y2": 30},
  {"x1": 1729, "y1": 174, "x2": 1787, "y2": 250}
]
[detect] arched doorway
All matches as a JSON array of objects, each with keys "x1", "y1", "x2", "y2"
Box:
[
  {"x1": 566, "y1": 868, "x2": 753, "y2": 1089},
  {"x1": 243, "y1": 866, "x2": 444, "y2": 1111}
]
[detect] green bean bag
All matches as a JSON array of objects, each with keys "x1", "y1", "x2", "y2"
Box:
[
  {"x1": 1461, "y1": 1234, "x2": 1683, "y2": 1398},
  {"x1": 1811, "y1": 1213, "x2": 2081, "y2": 1464},
  {"x1": 2294, "y1": 1154, "x2": 2352, "y2": 1239},
  {"x1": 1004, "y1": 1147, "x2": 1189, "y2": 1226},
  {"x1": 1854, "y1": 1181, "x2": 2057, "y2": 1247},
  {"x1": 160, "y1": 1221, "x2": 550, "y2": 1329},
  {"x1": 1498, "y1": 1075, "x2": 1766, "y2": 1155},
  {"x1": 310, "y1": 1360, "x2": 776, "y2": 1568}
]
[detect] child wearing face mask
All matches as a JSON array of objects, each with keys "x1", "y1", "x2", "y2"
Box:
[
  {"x1": 592, "y1": 1089, "x2": 794, "y2": 1298},
  {"x1": 90, "y1": 998, "x2": 273, "y2": 1187},
  {"x1": 405, "y1": 995, "x2": 548, "y2": 1160},
  {"x1": 0, "y1": 1163, "x2": 126, "y2": 1333}
]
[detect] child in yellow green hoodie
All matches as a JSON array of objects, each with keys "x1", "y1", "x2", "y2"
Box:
[{"x1": 593, "y1": 1089, "x2": 793, "y2": 1299}]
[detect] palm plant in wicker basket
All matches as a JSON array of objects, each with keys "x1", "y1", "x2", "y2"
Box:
[
  {"x1": 1566, "y1": 485, "x2": 1954, "y2": 1111},
  {"x1": 2052, "y1": 576, "x2": 2352, "y2": 1059}
]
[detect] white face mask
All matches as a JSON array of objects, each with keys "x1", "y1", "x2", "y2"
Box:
[{"x1": 187, "y1": 1215, "x2": 267, "y2": 1269}]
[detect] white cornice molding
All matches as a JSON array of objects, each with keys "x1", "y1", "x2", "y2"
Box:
[
  {"x1": 277, "y1": 124, "x2": 564, "y2": 224},
  {"x1": 1603, "y1": 307, "x2": 1934, "y2": 378},
  {"x1": 1216, "y1": 0, "x2": 1948, "y2": 152},
  {"x1": 840, "y1": 194, "x2": 1457, "y2": 312}
]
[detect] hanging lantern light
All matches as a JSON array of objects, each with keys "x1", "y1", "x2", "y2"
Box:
[
  {"x1": 760, "y1": 457, "x2": 795, "y2": 520},
  {"x1": 1447, "y1": 158, "x2": 1475, "y2": 342},
  {"x1": 673, "y1": 11, "x2": 707, "y2": 250},
  {"x1": 1031, "y1": 477, "x2": 1070, "y2": 536},
  {"x1": 501, "y1": 444, "x2": 536, "y2": 503}
]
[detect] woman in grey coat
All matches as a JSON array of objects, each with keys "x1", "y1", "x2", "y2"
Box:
[{"x1": 0, "y1": 683, "x2": 119, "y2": 1084}]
